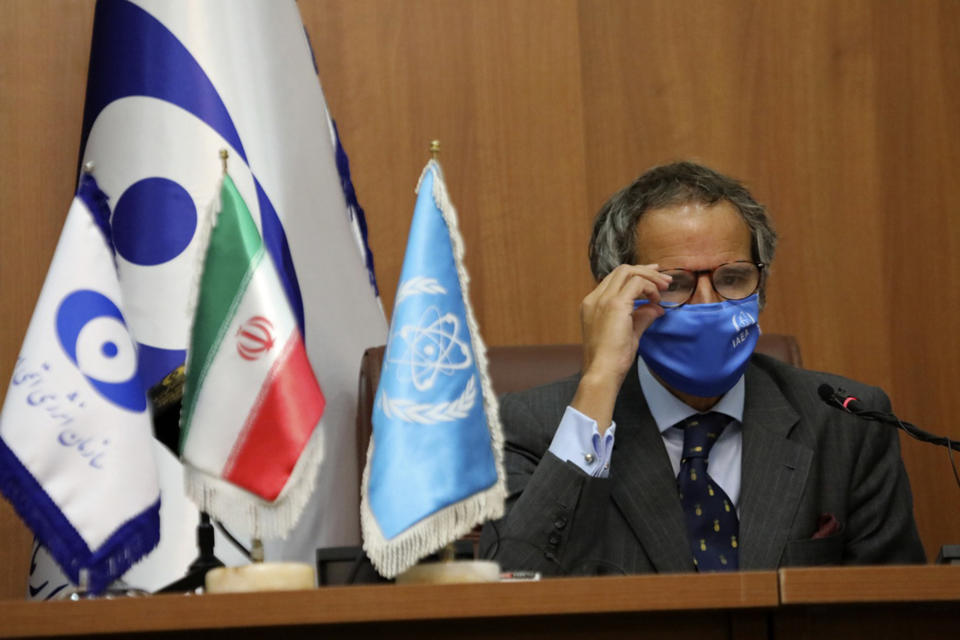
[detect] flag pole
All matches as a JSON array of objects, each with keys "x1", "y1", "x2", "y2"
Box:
[
  {"x1": 196, "y1": 148, "x2": 315, "y2": 592},
  {"x1": 159, "y1": 150, "x2": 241, "y2": 593},
  {"x1": 216, "y1": 147, "x2": 268, "y2": 566},
  {"x1": 376, "y1": 141, "x2": 502, "y2": 583},
  {"x1": 429, "y1": 139, "x2": 458, "y2": 566}
]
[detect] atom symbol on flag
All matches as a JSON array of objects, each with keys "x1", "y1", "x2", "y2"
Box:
[{"x1": 387, "y1": 307, "x2": 473, "y2": 391}]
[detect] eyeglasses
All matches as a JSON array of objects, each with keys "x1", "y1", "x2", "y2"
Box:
[{"x1": 658, "y1": 261, "x2": 764, "y2": 309}]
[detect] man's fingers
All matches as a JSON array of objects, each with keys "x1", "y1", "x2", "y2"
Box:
[
  {"x1": 585, "y1": 264, "x2": 671, "y2": 310},
  {"x1": 586, "y1": 263, "x2": 642, "y2": 305},
  {"x1": 622, "y1": 275, "x2": 664, "y2": 306},
  {"x1": 605, "y1": 268, "x2": 669, "y2": 308},
  {"x1": 579, "y1": 264, "x2": 672, "y2": 387}
]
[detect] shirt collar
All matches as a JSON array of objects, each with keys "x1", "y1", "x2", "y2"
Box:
[{"x1": 636, "y1": 359, "x2": 745, "y2": 434}]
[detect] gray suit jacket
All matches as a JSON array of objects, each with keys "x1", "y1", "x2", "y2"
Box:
[{"x1": 480, "y1": 354, "x2": 925, "y2": 574}]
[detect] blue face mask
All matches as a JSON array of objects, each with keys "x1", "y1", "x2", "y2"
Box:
[{"x1": 637, "y1": 294, "x2": 760, "y2": 397}]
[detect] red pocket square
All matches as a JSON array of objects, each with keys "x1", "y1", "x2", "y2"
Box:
[{"x1": 811, "y1": 513, "x2": 842, "y2": 539}]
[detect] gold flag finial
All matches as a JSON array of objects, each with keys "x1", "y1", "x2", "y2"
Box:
[
  {"x1": 220, "y1": 148, "x2": 229, "y2": 176},
  {"x1": 429, "y1": 139, "x2": 440, "y2": 160}
]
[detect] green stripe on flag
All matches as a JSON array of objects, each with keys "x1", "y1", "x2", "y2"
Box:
[{"x1": 180, "y1": 175, "x2": 264, "y2": 446}]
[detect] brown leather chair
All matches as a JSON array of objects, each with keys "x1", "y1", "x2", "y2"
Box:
[{"x1": 356, "y1": 334, "x2": 802, "y2": 476}]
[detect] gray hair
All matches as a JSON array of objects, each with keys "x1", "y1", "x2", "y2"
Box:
[{"x1": 588, "y1": 161, "x2": 777, "y2": 306}]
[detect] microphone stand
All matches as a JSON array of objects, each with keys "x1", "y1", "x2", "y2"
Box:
[
  {"x1": 149, "y1": 367, "x2": 225, "y2": 593},
  {"x1": 156, "y1": 512, "x2": 224, "y2": 593},
  {"x1": 820, "y1": 384, "x2": 960, "y2": 563}
]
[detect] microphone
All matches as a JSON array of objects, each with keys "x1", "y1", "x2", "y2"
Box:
[
  {"x1": 817, "y1": 384, "x2": 866, "y2": 414},
  {"x1": 818, "y1": 382, "x2": 960, "y2": 455}
]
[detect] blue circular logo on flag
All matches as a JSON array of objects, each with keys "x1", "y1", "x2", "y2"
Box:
[
  {"x1": 112, "y1": 177, "x2": 197, "y2": 266},
  {"x1": 56, "y1": 290, "x2": 146, "y2": 412}
]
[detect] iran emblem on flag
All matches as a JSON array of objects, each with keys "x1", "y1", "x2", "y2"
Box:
[
  {"x1": 180, "y1": 173, "x2": 325, "y2": 537},
  {"x1": 237, "y1": 316, "x2": 276, "y2": 361}
]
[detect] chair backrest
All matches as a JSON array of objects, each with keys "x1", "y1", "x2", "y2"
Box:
[{"x1": 355, "y1": 334, "x2": 802, "y2": 475}]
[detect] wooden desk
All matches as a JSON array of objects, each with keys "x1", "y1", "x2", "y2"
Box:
[
  {"x1": 0, "y1": 571, "x2": 778, "y2": 639},
  {"x1": 4, "y1": 567, "x2": 959, "y2": 639},
  {"x1": 774, "y1": 565, "x2": 960, "y2": 640}
]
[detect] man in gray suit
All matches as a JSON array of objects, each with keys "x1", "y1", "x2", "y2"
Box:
[{"x1": 481, "y1": 161, "x2": 925, "y2": 574}]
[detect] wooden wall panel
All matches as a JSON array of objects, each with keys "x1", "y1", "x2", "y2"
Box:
[
  {"x1": 872, "y1": 1, "x2": 960, "y2": 560},
  {"x1": 0, "y1": 0, "x2": 96, "y2": 600},
  {"x1": 301, "y1": 0, "x2": 593, "y2": 345},
  {"x1": 1, "y1": 0, "x2": 958, "y2": 598}
]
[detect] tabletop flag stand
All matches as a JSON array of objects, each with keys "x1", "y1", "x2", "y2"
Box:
[
  {"x1": 361, "y1": 143, "x2": 506, "y2": 583},
  {"x1": 177, "y1": 151, "x2": 326, "y2": 592}
]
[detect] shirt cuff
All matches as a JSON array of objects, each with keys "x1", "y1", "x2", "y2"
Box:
[{"x1": 547, "y1": 406, "x2": 616, "y2": 478}]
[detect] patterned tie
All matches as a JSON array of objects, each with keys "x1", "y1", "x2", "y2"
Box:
[{"x1": 677, "y1": 412, "x2": 739, "y2": 571}]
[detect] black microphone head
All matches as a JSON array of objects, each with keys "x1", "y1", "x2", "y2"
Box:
[
  {"x1": 817, "y1": 384, "x2": 836, "y2": 404},
  {"x1": 818, "y1": 383, "x2": 866, "y2": 414}
]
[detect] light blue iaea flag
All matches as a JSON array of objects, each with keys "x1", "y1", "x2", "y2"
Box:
[
  {"x1": 361, "y1": 160, "x2": 506, "y2": 578},
  {"x1": 77, "y1": 0, "x2": 387, "y2": 572},
  {"x1": 0, "y1": 173, "x2": 159, "y2": 595}
]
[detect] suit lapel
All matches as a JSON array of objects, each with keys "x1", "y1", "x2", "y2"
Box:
[
  {"x1": 737, "y1": 361, "x2": 812, "y2": 569},
  {"x1": 610, "y1": 370, "x2": 695, "y2": 573}
]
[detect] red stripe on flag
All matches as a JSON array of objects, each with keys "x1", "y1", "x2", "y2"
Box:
[{"x1": 223, "y1": 333, "x2": 325, "y2": 501}]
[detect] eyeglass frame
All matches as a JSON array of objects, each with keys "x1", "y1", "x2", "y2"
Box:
[{"x1": 656, "y1": 260, "x2": 766, "y2": 310}]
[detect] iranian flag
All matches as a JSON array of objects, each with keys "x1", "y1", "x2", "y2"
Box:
[{"x1": 180, "y1": 174, "x2": 325, "y2": 538}]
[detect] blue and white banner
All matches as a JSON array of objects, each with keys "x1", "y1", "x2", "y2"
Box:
[
  {"x1": 0, "y1": 174, "x2": 159, "y2": 595},
  {"x1": 74, "y1": 0, "x2": 386, "y2": 579},
  {"x1": 361, "y1": 160, "x2": 506, "y2": 578}
]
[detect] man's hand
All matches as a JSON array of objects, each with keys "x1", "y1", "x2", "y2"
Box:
[{"x1": 571, "y1": 264, "x2": 672, "y2": 432}]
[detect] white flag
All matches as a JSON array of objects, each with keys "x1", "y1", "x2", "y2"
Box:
[
  {"x1": 0, "y1": 174, "x2": 159, "y2": 595},
  {"x1": 77, "y1": 0, "x2": 386, "y2": 573}
]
